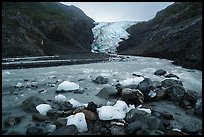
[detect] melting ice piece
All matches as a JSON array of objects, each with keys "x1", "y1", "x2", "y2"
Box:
[
  {"x1": 148, "y1": 90, "x2": 157, "y2": 98},
  {"x1": 36, "y1": 104, "x2": 52, "y2": 115},
  {"x1": 55, "y1": 94, "x2": 66, "y2": 102},
  {"x1": 97, "y1": 100, "x2": 135, "y2": 120},
  {"x1": 66, "y1": 112, "x2": 88, "y2": 133},
  {"x1": 136, "y1": 105, "x2": 151, "y2": 113},
  {"x1": 68, "y1": 98, "x2": 88, "y2": 107},
  {"x1": 57, "y1": 81, "x2": 79, "y2": 91},
  {"x1": 119, "y1": 77, "x2": 144, "y2": 86},
  {"x1": 15, "y1": 82, "x2": 23, "y2": 88}
]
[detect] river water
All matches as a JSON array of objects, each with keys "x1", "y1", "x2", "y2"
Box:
[
  {"x1": 2, "y1": 55, "x2": 202, "y2": 109},
  {"x1": 2, "y1": 55, "x2": 202, "y2": 134}
]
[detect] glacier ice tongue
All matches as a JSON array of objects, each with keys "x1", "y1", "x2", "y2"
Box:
[{"x1": 91, "y1": 21, "x2": 138, "y2": 54}]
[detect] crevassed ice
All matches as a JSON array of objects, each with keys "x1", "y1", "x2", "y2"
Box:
[{"x1": 91, "y1": 21, "x2": 138, "y2": 54}]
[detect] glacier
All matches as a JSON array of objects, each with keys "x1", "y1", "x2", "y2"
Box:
[{"x1": 91, "y1": 21, "x2": 138, "y2": 54}]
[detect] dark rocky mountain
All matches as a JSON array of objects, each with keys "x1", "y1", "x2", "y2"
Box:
[
  {"x1": 2, "y1": 2, "x2": 95, "y2": 57},
  {"x1": 117, "y1": 2, "x2": 202, "y2": 71}
]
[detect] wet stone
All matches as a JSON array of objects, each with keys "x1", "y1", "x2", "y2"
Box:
[
  {"x1": 4, "y1": 116, "x2": 21, "y2": 127},
  {"x1": 127, "y1": 121, "x2": 148, "y2": 134},
  {"x1": 93, "y1": 76, "x2": 108, "y2": 84},
  {"x1": 164, "y1": 73, "x2": 180, "y2": 79},
  {"x1": 110, "y1": 125, "x2": 126, "y2": 135},
  {"x1": 82, "y1": 109, "x2": 97, "y2": 124},
  {"x1": 96, "y1": 86, "x2": 118, "y2": 99},
  {"x1": 121, "y1": 88, "x2": 144, "y2": 105},
  {"x1": 47, "y1": 109, "x2": 59, "y2": 119},
  {"x1": 165, "y1": 85, "x2": 185, "y2": 102},
  {"x1": 21, "y1": 96, "x2": 46, "y2": 112},
  {"x1": 26, "y1": 127, "x2": 44, "y2": 135},
  {"x1": 125, "y1": 108, "x2": 151, "y2": 123},
  {"x1": 166, "y1": 130, "x2": 189, "y2": 135},
  {"x1": 147, "y1": 116, "x2": 163, "y2": 130},
  {"x1": 155, "y1": 88, "x2": 167, "y2": 101},
  {"x1": 32, "y1": 113, "x2": 50, "y2": 122},
  {"x1": 136, "y1": 128, "x2": 158, "y2": 135},
  {"x1": 51, "y1": 125, "x2": 78, "y2": 135},
  {"x1": 5, "y1": 131, "x2": 21, "y2": 135},
  {"x1": 54, "y1": 118, "x2": 67, "y2": 128},
  {"x1": 138, "y1": 78, "x2": 155, "y2": 93},
  {"x1": 58, "y1": 101, "x2": 73, "y2": 111},
  {"x1": 161, "y1": 79, "x2": 183, "y2": 87},
  {"x1": 86, "y1": 101, "x2": 98, "y2": 112},
  {"x1": 160, "y1": 112, "x2": 174, "y2": 120},
  {"x1": 154, "y1": 69, "x2": 167, "y2": 76}
]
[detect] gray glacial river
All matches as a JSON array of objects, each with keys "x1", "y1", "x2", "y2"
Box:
[
  {"x1": 2, "y1": 55, "x2": 202, "y2": 109},
  {"x1": 2, "y1": 55, "x2": 202, "y2": 134}
]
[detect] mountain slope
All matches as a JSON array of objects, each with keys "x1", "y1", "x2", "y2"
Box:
[
  {"x1": 2, "y1": 2, "x2": 95, "y2": 57},
  {"x1": 117, "y1": 2, "x2": 202, "y2": 71}
]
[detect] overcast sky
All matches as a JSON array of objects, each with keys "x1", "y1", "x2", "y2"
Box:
[{"x1": 61, "y1": 2, "x2": 174, "y2": 22}]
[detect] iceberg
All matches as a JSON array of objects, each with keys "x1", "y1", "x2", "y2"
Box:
[
  {"x1": 66, "y1": 112, "x2": 88, "y2": 133},
  {"x1": 36, "y1": 104, "x2": 52, "y2": 115},
  {"x1": 97, "y1": 100, "x2": 135, "y2": 120},
  {"x1": 57, "y1": 81, "x2": 79, "y2": 91}
]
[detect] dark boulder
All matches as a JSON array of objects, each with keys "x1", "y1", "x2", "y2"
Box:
[
  {"x1": 121, "y1": 88, "x2": 144, "y2": 105},
  {"x1": 93, "y1": 76, "x2": 108, "y2": 84},
  {"x1": 4, "y1": 116, "x2": 21, "y2": 127},
  {"x1": 96, "y1": 86, "x2": 118, "y2": 99},
  {"x1": 154, "y1": 69, "x2": 167, "y2": 76},
  {"x1": 165, "y1": 85, "x2": 186, "y2": 102},
  {"x1": 51, "y1": 125, "x2": 78, "y2": 135},
  {"x1": 21, "y1": 96, "x2": 46, "y2": 112},
  {"x1": 161, "y1": 79, "x2": 183, "y2": 87},
  {"x1": 164, "y1": 73, "x2": 180, "y2": 79},
  {"x1": 26, "y1": 127, "x2": 44, "y2": 135}
]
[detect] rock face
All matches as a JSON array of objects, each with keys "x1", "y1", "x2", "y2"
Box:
[
  {"x1": 2, "y1": 2, "x2": 95, "y2": 57},
  {"x1": 117, "y1": 2, "x2": 202, "y2": 71}
]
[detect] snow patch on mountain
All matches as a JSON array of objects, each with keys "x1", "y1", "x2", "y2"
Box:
[{"x1": 91, "y1": 21, "x2": 138, "y2": 54}]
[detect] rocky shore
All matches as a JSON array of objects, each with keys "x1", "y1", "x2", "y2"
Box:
[
  {"x1": 2, "y1": 66, "x2": 202, "y2": 135},
  {"x1": 2, "y1": 53, "x2": 111, "y2": 69}
]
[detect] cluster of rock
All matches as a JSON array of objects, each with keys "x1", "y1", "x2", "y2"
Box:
[{"x1": 3, "y1": 69, "x2": 202, "y2": 135}]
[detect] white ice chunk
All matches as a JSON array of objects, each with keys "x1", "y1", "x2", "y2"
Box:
[
  {"x1": 136, "y1": 105, "x2": 151, "y2": 113},
  {"x1": 119, "y1": 77, "x2": 144, "y2": 86},
  {"x1": 97, "y1": 100, "x2": 135, "y2": 120},
  {"x1": 66, "y1": 112, "x2": 88, "y2": 133},
  {"x1": 57, "y1": 81, "x2": 79, "y2": 91},
  {"x1": 36, "y1": 104, "x2": 52, "y2": 115},
  {"x1": 47, "y1": 124, "x2": 56, "y2": 133},
  {"x1": 68, "y1": 98, "x2": 88, "y2": 107},
  {"x1": 15, "y1": 82, "x2": 23, "y2": 88},
  {"x1": 172, "y1": 128, "x2": 182, "y2": 132},
  {"x1": 55, "y1": 94, "x2": 66, "y2": 102},
  {"x1": 148, "y1": 90, "x2": 157, "y2": 98},
  {"x1": 5, "y1": 71, "x2": 11, "y2": 75}
]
